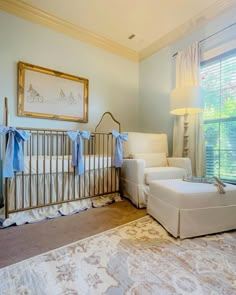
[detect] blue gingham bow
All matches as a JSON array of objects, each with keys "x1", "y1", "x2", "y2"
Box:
[
  {"x1": 112, "y1": 130, "x2": 128, "y2": 167},
  {"x1": 0, "y1": 126, "x2": 30, "y2": 178},
  {"x1": 67, "y1": 131, "x2": 90, "y2": 175}
]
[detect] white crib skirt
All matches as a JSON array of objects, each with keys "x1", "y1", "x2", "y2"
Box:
[{"x1": 0, "y1": 168, "x2": 120, "y2": 228}]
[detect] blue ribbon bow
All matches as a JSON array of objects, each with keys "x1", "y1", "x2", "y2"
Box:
[
  {"x1": 67, "y1": 130, "x2": 90, "y2": 175},
  {"x1": 112, "y1": 130, "x2": 128, "y2": 167},
  {"x1": 0, "y1": 126, "x2": 30, "y2": 178}
]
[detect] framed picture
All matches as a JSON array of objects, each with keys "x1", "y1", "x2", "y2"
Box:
[{"x1": 17, "y1": 61, "x2": 89, "y2": 122}]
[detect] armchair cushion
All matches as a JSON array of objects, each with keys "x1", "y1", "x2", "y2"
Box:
[
  {"x1": 123, "y1": 132, "x2": 168, "y2": 158},
  {"x1": 130, "y1": 152, "x2": 168, "y2": 168},
  {"x1": 167, "y1": 157, "x2": 192, "y2": 177},
  {"x1": 145, "y1": 167, "x2": 187, "y2": 185}
]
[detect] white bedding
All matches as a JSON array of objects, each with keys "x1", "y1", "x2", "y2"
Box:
[{"x1": 22, "y1": 155, "x2": 113, "y2": 174}]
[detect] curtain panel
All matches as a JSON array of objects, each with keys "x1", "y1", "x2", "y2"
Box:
[{"x1": 172, "y1": 42, "x2": 205, "y2": 176}]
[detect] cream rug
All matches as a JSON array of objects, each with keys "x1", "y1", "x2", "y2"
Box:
[{"x1": 1, "y1": 216, "x2": 236, "y2": 295}]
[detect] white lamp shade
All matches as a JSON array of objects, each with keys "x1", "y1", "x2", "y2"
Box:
[{"x1": 170, "y1": 86, "x2": 204, "y2": 115}]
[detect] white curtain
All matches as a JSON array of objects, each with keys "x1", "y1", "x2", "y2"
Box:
[{"x1": 173, "y1": 42, "x2": 205, "y2": 176}]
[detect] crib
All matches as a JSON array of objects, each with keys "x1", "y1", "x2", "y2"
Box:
[{"x1": 0, "y1": 98, "x2": 122, "y2": 226}]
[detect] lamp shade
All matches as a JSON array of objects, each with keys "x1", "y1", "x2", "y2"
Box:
[{"x1": 170, "y1": 86, "x2": 204, "y2": 115}]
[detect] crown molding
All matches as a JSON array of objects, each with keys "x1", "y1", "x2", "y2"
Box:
[
  {"x1": 140, "y1": 0, "x2": 236, "y2": 61},
  {"x1": 0, "y1": 0, "x2": 235, "y2": 62},
  {"x1": 0, "y1": 0, "x2": 139, "y2": 62}
]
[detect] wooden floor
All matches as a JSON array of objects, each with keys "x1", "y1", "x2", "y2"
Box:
[{"x1": 0, "y1": 199, "x2": 146, "y2": 269}]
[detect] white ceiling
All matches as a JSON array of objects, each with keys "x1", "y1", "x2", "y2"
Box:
[
  {"x1": 20, "y1": 0, "x2": 225, "y2": 50},
  {"x1": 1, "y1": 0, "x2": 236, "y2": 60}
]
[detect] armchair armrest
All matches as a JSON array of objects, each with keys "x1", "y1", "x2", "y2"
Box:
[
  {"x1": 121, "y1": 159, "x2": 145, "y2": 184},
  {"x1": 167, "y1": 157, "x2": 192, "y2": 177}
]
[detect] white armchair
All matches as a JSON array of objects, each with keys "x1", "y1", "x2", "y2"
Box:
[{"x1": 121, "y1": 132, "x2": 192, "y2": 208}]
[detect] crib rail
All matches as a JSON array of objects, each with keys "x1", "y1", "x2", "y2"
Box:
[{"x1": 3, "y1": 128, "x2": 119, "y2": 218}]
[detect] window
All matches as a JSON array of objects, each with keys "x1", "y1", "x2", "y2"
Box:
[{"x1": 200, "y1": 49, "x2": 236, "y2": 183}]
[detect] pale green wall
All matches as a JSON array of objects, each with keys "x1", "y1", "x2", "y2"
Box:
[
  {"x1": 0, "y1": 11, "x2": 140, "y2": 201},
  {"x1": 139, "y1": 7, "x2": 236, "y2": 155},
  {"x1": 0, "y1": 11, "x2": 139, "y2": 131}
]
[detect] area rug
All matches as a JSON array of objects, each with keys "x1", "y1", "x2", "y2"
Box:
[{"x1": 1, "y1": 216, "x2": 236, "y2": 295}]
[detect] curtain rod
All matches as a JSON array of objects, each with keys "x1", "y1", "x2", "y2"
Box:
[{"x1": 172, "y1": 21, "x2": 236, "y2": 58}]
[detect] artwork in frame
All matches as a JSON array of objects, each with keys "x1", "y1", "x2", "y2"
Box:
[{"x1": 17, "y1": 61, "x2": 89, "y2": 122}]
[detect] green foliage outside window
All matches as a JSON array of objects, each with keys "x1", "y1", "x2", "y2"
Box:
[{"x1": 200, "y1": 51, "x2": 236, "y2": 183}]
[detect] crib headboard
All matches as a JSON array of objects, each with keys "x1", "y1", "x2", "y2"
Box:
[
  {"x1": 94, "y1": 112, "x2": 120, "y2": 156},
  {"x1": 95, "y1": 112, "x2": 120, "y2": 133}
]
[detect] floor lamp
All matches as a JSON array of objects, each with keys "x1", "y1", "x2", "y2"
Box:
[{"x1": 170, "y1": 86, "x2": 204, "y2": 157}]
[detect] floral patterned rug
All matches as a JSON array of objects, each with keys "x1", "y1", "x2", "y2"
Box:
[{"x1": 1, "y1": 216, "x2": 236, "y2": 295}]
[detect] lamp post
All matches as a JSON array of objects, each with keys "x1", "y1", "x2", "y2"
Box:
[{"x1": 170, "y1": 86, "x2": 204, "y2": 157}]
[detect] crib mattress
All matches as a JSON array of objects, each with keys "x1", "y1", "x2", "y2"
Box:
[{"x1": 20, "y1": 155, "x2": 113, "y2": 174}]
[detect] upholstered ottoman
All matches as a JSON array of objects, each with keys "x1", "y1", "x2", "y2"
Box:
[{"x1": 147, "y1": 179, "x2": 236, "y2": 239}]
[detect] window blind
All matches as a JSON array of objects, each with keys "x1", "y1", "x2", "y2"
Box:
[{"x1": 200, "y1": 49, "x2": 236, "y2": 183}]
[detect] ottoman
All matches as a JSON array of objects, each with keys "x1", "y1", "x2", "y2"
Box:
[{"x1": 147, "y1": 179, "x2": 236, "y2": 239}]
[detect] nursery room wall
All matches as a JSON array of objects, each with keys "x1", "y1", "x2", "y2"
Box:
[
  {"x1": 0, "y1": 11, "x2": 139, "y2": 131},
  {"x1": 1, "y1": 7, "x2": 236, "y2": 149},
  {"x1": 139, "y1": 6, "x2": 236, "y2": 155}
]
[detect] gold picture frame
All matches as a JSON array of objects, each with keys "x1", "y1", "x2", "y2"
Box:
[{"x1": 17, "y1": 61, "x2": 89, "y2": 122}]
